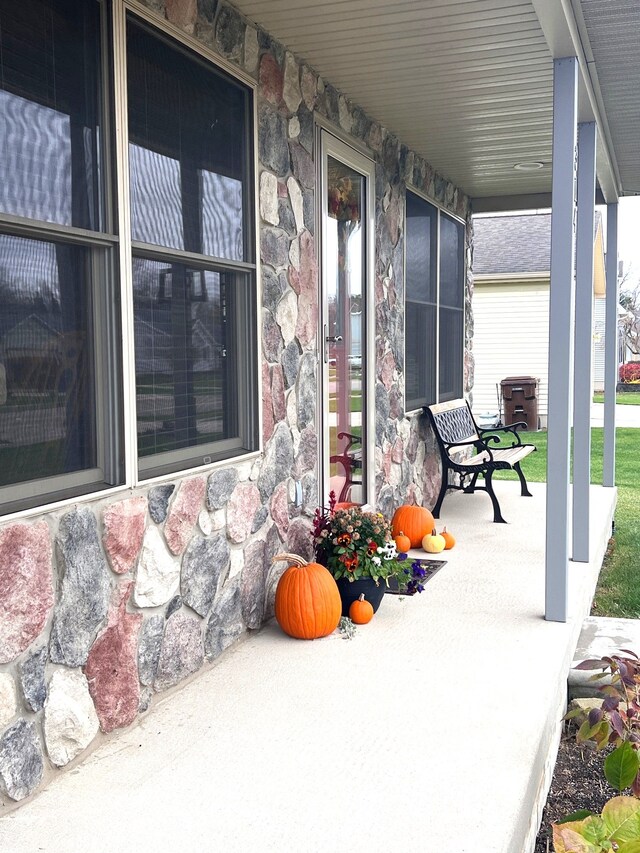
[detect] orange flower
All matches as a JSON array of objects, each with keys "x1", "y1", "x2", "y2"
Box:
[{"x1": 341, "y1": 553, "x2": 359, "y2": 572}]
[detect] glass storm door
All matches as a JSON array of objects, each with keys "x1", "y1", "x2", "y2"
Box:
[{"x1": 320, "y1": 132, "x2": 374, "y2": 506}]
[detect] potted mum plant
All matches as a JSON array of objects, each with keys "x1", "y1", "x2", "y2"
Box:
[{"x1": 312, "y1": 493, "x2": 425, "y2": 616}]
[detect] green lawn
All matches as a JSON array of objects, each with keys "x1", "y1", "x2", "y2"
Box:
[
  {"x1": 593, "y1": 391, "x2": 640, "y2": 405},
  {"x1": 495, "y1": 429, "x2": 640, "y2": 617}
]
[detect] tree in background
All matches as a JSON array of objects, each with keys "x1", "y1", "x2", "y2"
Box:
[{"x1": 619, "y1": 281, "x2": 640, "y2": 358}]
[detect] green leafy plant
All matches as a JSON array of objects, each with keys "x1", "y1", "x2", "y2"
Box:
[
  {"x1": 338, "y1": 617, "x2": 357, "y2": 640},
  {"x1": 552, "y1": 652, "x2": 640, "y2": 850},
  {"x1": 552, "y1": 796, "x2": 640, "y2": 852},
  {"x1": 312, "y1": 493, "x2": 408, "y2": 585},
  {"x1": 567, "y1": 651, "x2": 640, "y2": 794}
]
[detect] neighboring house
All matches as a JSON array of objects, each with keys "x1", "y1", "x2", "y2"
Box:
[
  {"x1": 472, "y1": 211, "x2": 607, "y2": 425},
  {"x1": 0, "y1": 0, "x2": 636, "y2": 817}
]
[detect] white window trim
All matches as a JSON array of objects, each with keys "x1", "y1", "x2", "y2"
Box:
[{"x1": 404, "y1": 185, "x2": 467, "y2": 416}]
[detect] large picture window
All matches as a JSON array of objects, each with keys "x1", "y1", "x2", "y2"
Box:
[
  {"x1": 0, "y1": 1, "x2": 257, "y2": 514},
  {"x1": 0, "y1": 0, "x2": 123, "y2": 514},
  {"x1": 405, "y1": 191, "x2": 465, "y2": 410}
]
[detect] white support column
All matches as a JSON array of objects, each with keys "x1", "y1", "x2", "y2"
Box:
[
  {"x1": 546, "y1": 57, "x2": 578, "y2": 623},
  {"x1": 572, "y1": 122, "x2": 597, "y2": 563},
  {"x1": 603, "y1": 203, "x2": 619, "y2": 487}
]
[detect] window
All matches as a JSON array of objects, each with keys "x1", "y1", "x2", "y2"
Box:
[
  {"x1": 405, "y1": 191, "x2": 465, "y2": 410},
  {"x1": 0, "y1": 0, "x2": 124, "y2": 514},
  {"x1": 0, "y1": 1, "x2": 257, "y2": 514},
  {"x1": 127, "y1": 18, "x2": 257, "y2": 479}
]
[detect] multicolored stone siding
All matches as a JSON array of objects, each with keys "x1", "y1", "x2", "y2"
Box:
[{"x1": 0, "y1": 0, "x2": 473, "y2": 808}]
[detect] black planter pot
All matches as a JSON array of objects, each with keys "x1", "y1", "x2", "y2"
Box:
[{"x1": 335, "y1": 576, "x2": 386, "y2": 618}]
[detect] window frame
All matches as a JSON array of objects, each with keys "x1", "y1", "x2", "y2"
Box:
[
  {"x1": 0, "y1": 0, "x2": 124, "y2": 516},
  {"x1": 0, "y1": 0, "x2": 262, "y2": 520},
  {"x1": 404, "y1": 186, "x2": 467, "y2": 414},
  {"x1": 119, "y1": 10, "x2": 262, "y2": 486},
  {"x1": 115, "y1": 1, "x2": 260, "y2": 487}
]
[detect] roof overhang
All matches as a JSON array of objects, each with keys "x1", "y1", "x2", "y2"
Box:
[{"x1": 231, "y1": 0, "x2": 639, "y2": 208}]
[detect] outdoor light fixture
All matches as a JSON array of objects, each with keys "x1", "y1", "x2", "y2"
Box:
[{"x1": 513, "y1": 161, "x2": 545, "y2": 171}]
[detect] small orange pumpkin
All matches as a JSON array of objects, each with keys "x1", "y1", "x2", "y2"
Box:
[
  {"x1": 394, "y1": 531, "x2": 412, "y2": 554},
  {"x1": 441, "y1": 527, "x2": 456, "y2": 550},
  {"x1": 349, "y1": 594, "x2": 374, "y2": 625},
  {"x1": 273, "y1": 553, "x2": 341, "y2": 640},
  {"x1": 392, "y1": 505, "x2": 435, "y2": 549}
]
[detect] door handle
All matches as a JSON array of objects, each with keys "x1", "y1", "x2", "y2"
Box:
[{"x1": 323, "y1": 325, "x2": 343, "y2": 363}]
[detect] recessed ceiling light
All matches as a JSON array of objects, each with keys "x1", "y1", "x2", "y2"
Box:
[{"x1": 513, "y1": 161, "x2": 545, "y2": 171}]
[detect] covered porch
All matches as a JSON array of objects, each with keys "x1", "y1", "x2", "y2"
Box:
[
  {"x1": 0, "y1": 479, "x2": 616, "y2": 852},
  {"x1": 229, "y1": 0, "x2": 639, "y2": 623}
]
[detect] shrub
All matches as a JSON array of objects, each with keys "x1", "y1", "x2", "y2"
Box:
[
  {"x1": 553, "y1": 796, "x2": 640, "y2": 852},
  {"x1": 619, "y1": 363, "x2": 640, "y2": 383},
  {"x1": 567, "y1": 651, "x2": 640, "y2": 794}
]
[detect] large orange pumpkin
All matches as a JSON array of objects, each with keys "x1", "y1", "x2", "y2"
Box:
[
  {"x1": 273, "y1": 553, "x2": 342, "y2": 640},
  {"x1": 391, "y1": 505, "x2": 436, "y2": 549}
]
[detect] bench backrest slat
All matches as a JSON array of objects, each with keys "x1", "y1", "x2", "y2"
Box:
[{"x1": 427, "y1": 399, "x2": 478, "y2": 445}]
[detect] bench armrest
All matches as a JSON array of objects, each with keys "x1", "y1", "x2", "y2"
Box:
[
  {"x1": 479, "y1": 422, "x2": 528, "y2": 447},
  {"x1": 445, "y1": 438, "x2": 495, "y2": 464},
  {"x1": 337, "y1": 431, "x2": 361, "y2": 452}
]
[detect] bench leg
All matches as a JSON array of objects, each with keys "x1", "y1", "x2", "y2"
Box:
[
  {"x1": 463, "y1": 472, "x2": 479, "y2": 494},
  {"x1": 484, "y1": 470, "x2": 507, "y2": 523},
  {"x1": 432, "y1": 466, "x2": 450, "y2": 518},
  {"x1": 514, "y1": 461, "x2": 533, "y2": 497}
]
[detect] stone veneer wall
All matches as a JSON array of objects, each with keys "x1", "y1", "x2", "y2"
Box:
[{"x1": 0, "y1": 0, "x2": 473, "y2": 808}]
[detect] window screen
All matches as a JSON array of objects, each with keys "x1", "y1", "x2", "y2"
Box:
[
  {"x1": 438, "y1": 214, "x2": 465, "y2": 402},
  {"x1": 405, "y1": 192, "x2": 465, "y2": 409},
  {"x1": 0, "y1": 235, "x2": 96, "y2": 488},
  {"x1": 405, "y1": 192, "x2": 438, "y2": 409},
  {"x1": 127, "y1": 20, "x2": 250, "y2": 261},
  {"x1": 133, "y1": 258, "x2": 247, "y2": 460},
  {"x1": 0, "y1": 0, "x2": 103, "y2": 230},
  {"x1": 127, "y1": 16, "x2": 257, "y2": 478}
]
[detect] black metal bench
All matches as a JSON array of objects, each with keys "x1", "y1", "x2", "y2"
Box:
[
  {"x1": 424, "y1": 399, "x2": 536, "y2": 523},
  {"x1": 329, "y1": 431, "x2": 362, "y2": 503}
]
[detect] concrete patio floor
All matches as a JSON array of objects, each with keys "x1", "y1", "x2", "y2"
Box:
[{"x1": 0, "y1": 480, "x2": 616, "y2": 853}]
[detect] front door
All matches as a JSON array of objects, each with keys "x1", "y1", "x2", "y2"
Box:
[{"x1": 319, "y1": 131, "x2": 374, "y2": 506}]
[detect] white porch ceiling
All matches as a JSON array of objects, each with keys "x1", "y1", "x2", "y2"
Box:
[{"x1": 233, "y1": 0, "x2": 639, "y2": 206}]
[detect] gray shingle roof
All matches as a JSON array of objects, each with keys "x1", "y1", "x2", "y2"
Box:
[
  {"x1": 473, "y1": 211, "x2": 602, "y2": 276},
  {"x1": 473, "y1": 213, "x2": 551, "y2": 275}
]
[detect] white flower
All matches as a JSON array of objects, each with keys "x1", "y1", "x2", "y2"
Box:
[
  {"x1": 379, "y1": 540, "x2": 398, "y2": 560},
  {"x1": 372, "y1": 555, "x2": 381, "y2": 566}
]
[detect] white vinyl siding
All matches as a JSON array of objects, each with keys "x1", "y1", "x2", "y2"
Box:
[
  {"x1": 593, "y1": 296, "x2": 606, "y2": 390},
  {"x1": 472, "y1": 281, "x2": 549, "y2": 423}
]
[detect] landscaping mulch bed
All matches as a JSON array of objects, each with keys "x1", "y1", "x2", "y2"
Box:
[{"x1": 534, "y1": 726, "x2": 619, "y2": 853}]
